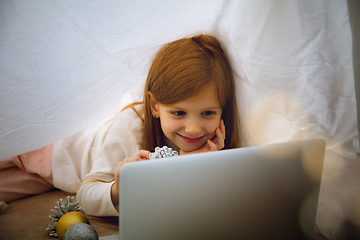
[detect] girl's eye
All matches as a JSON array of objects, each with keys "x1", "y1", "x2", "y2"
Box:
[
  {"x1": 171, "y1": 111, "x2": 186, "y2": 116},
  {"x1": 202, "y1": 111, "x2": 216, "y2": 117}
]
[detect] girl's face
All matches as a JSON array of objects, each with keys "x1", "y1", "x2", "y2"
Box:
[{"x1": 150, "y1": 86, "x2": 223, "y2": 152}]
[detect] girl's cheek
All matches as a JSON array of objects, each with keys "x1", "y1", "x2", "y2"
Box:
[
  {"x1": 213, "y1": 120, "x2": 221, "y2": 132},
  {"x1": 208, "y1": 121, "x2": 220, "y2": 137},
  {"x1": 209, "y1": 127, "x2": 218, "y2": 138}
]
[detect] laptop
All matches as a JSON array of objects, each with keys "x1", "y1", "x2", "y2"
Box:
[{"x1": 101, "y1": 139, "x2": 326, "y2": 240}]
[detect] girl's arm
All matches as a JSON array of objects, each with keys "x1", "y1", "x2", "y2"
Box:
[
  {"x1": 76, "y1": 107, "x2": 145, "y2": 216},
  {"x1": 111, "y1": 150, "x2": 150, "y2": 205}
]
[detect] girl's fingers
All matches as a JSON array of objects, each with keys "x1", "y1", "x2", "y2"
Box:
[
  {"x1": 119, "y1": 150, "x2": 151, "y2": 167},
  {"x1": 220, "y1": 119, "x2": 226, "y2": 140},
  {"x1": 207, "y1": 140, "x2": 217, "y2": 151},
  {"x1": 135, "y1": 150, "x2": 151, "y2": 160},
  {"x1": 214, "y1": 128, "x2": 225, "y2": 150},
  {"x1": 215, "y1": 119, "x2": 226, "y2": 150}
]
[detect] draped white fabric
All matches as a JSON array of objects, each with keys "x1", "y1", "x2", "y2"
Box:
[{"x1": 0, "y1": 0, "x2": 358, "y2": 179}]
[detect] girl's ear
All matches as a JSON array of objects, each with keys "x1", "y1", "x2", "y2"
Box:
[{"x1": 148, "y1": 92, "x2": 160, "y2": 118}]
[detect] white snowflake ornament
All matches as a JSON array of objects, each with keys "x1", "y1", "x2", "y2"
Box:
[{"x1": 149, "y1": 146, "x2": 179, "y2": 159}]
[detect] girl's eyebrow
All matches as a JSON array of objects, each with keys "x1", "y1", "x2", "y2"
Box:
[
  {"x1": 167, "y1": 106, "x2": 185, "y2": 111},
  {"x1": 202, "y1": 107, "x2": 222, "y2": 111},
  {"x1": 169, "y1": 106, "x2": 221, "y2": 111}
]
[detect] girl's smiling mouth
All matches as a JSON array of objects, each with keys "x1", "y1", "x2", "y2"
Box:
[{"x1": 177, "y1": 134, "x2": 204, "y2": 143}]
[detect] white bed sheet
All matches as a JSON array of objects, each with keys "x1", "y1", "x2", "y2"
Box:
[{"x1": 0, "y1": 0, "x2": 358, "y2": 180}]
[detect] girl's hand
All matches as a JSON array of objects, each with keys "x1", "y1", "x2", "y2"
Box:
[
  {"x1": 111, "y1": 150, "x2": 150, "y2": 205},
  {"x1": 180, "y1": 119, "x2": 226, "y2": 155}
]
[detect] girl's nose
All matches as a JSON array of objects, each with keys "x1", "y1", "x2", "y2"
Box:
[{"x1": 185, "y1": 121, "x2": 201, "y2": 134}]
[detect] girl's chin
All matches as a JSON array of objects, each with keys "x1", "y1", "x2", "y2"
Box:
[{"x1": 179, "y1": 142, "x2": 206, "y2": 153}]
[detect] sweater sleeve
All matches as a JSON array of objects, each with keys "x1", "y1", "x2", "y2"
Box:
[
  {"x1": 77, "y1": 181, "x2": 118, "y2": 216},
  {"x1": 76, "y1": 107, "x2": 143, "y2": 216}
]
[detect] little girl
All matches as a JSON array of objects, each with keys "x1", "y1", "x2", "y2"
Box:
[{"x1": 0, "y1": 34, "x2": 242, "y2": 216}]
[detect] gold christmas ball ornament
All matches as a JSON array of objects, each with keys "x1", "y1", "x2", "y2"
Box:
[{"x1": 56, "y1": 211, "x2": 90, "y2": 240}]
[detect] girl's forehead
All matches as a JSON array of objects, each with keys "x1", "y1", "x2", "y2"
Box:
[
  {"x1": 166, "y1": 87, "x2": 222, "y2": 109},
  {"x1": 185, "y1": 84, "x2": 218, "y2": 100}
]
